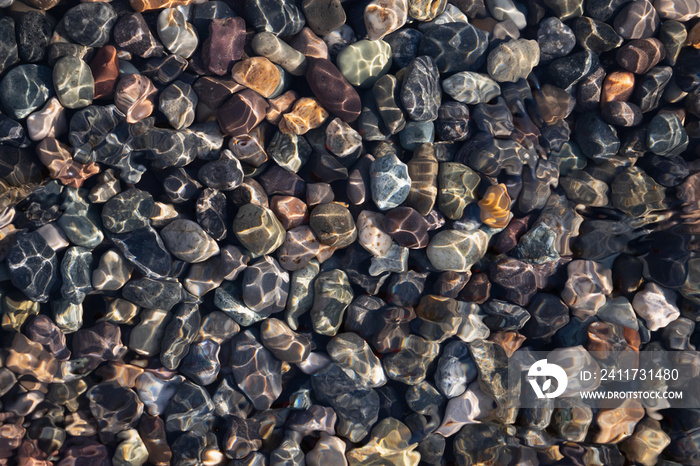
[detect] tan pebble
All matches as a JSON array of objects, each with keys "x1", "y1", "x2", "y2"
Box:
[
  {"x1": 232, "y1": 57, "x2": 281, "y2": 98},
  {"x1": 279, "y1": 97, "x2": 329, "y2": 135}
]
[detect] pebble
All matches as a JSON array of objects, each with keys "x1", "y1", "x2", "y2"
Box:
[
  {"x1": 312, "y1": 269, "x2": 353, "y2": 335},
  {"x1": 279, "y1": 97, "x2": 329, "y2": 134},
  {"x1": 632, "y1": 282, "x2": 680, "y2": 330},
  {"x1": 384, "y1": 207, "x2": 430, "y2": 248},
  {"x1": 357, "y1": 210, "x2": 392, "y2": 256},
  {"x1": 63, "y1": 3, "x2": 118, "y2": 47},
  {"x1": 478, "y1": 183, "x2": 511, "y2": 228},
  {"x1": 159, "y1": 81, "x2": 197, "y2": 130},
  {"x1": 245, "y1": 0, "x2": 305, "y2": 36},
  {"x1": 17, "y1": 11, "x2": 51, "y2": 63},
  {"x1": 90, "y1": 46, "x2": 120, "y2": 100},
  {"x1": 408, "y1": 0, "x2": 447, "y2": 21},
  {"x1": 53, "y1": 56, "x2": 94, "y2": 110},
  {"x1": 217, "y1": 89, "x2": 270, "y2": 137},
  {"x1": 260, "y1": 317, "x2": 311, "y2": 362},
  {"x1": 309, "y1": 202, "x2": 357, "y2": 248},
  {"x1": 110, "y1": 226, "x2": 173, "y2": 279},
  {"x1": 302, "y1": 0, "x2": 345, "y2": 35},
  {"x1": 0, "y1": 64, "x2": 54, "y2": 119},
  {"x1": 572, "y1": 16, "x2": 623, "y2": 52},
  {"x1": 36, "y1": 138, "x2": 99, "y2": 188},
  {"x1": 114, "y1": 74, "x2": 158, "y2": 124},
  {"x1": 252, "y1": 32, "x2": 307, "y2": 76},
  {"x1": 203, "y1": 17, "x2": 246, "y2": 76},
  {"x1": 647, "y1": 113, "x2": 688, "y2": 156},
  {"x1": 233, "y1": 57, "x2": 282, "y2": 98},
  {"x1": 199, "y1": 153, "x2": 244, "y2": 190},
  {"x1": 164, "y1": 379, "x2": 214, "y2": 434},
  {"x1": 370, "y1": 153, "x2": 411, "y2": 210},
  {"x1": 548, "y1": 50, "x2": 599, "y2": 89},
  {"x1": 426, "y1": 229, "x2": 488, "y2": 272},
  {"x1": 307, "y1": 433, "x2": 348, "y2": 466},
  {"x1": 364, "y1": 0, "x2": 408, "y2": 40},
  {"x1": 537, "y1": 17, "x2": 576, "y2": 60},
  {"x1": 306, "y1": 57, "x2": 361, "y2": 122},
  {"x1": 436, "y1": 102, "x2": 470, "y2": 141},
  {"x1": 0, "y1": 16, "x2": 18, "y2": 75},
  {"x1": 401, "y1": 56, "x2": 441, "y2": 121},
  {"x1": 487, "y1": 39, "x2": 540, "y2": 83},
  {"x1": 114, "y1": 12, "x2": 163, "y2": 59},
  {"x1": 157, "y1": 8, "x2": 199, "y2": 59},
  {"x1": 616, "y1": 38, "x2": 665, "y2": 74},
  {"x1": 441, "y1": 72, "x2": 500, "y2": 105},
  {"x1": 562, "y1": 260, "x2": 613, "y2": 318},
  {"x1": 611, "y1": 166, "x2": 666, "y2": 217},
  {"x1": 101, "y1": 188, "x2": 154, "y2": 234},
  {"x1": 233, "y1": 203, "x2": 286, "y2": 257},
  {"x1": 337, "y1": 40, "x2": 392, "y2": 89},
  {"x1": 574, "y1": 112, "x2": 620, "y2": 160},
  {"x1": 346, "y1": 418, "x2": 420, "y2": 465},
  {"x1": 386, "y1": 28, "x2": 422, "y2": 68},
  {"x1": 406, "y1": 144, "x2": 438, "y2": 214},
  {"x1": 230, "y1": 330, "x2": 283, "y2": 410},
  {"x1": 242, "y1": 256, "x2": 289, "y2": 315},
  {"x1": 613, "y1": 0, "x2": 659, "y2": 39},
  {"x1": 438, "y1": 162, "x2": 479, "y2": 219},
  {"x1": 161, "y1": 219, "x2": 219, "y2": 263},
  {"x1": 418, "y1": 23, "x2": 488, "y2": 74},
  {"x1": 658, "y1": 20, "x2": 686, "y2": 65},
  {"x1": 270, "y1": 195, "x2": 308, "y2": 230}
]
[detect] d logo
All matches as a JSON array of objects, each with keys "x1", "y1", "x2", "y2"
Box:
[{"x1": 527, "y1": 359, "x2": 568, "y2": 399}]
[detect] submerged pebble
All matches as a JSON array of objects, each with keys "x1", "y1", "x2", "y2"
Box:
[{"x1": 0, "y1": 0, "x2": 697, "y2": 463}]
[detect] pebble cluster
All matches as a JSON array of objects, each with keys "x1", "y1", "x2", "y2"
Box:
[{"x1": 0, "y1": 0, "x2": 699, "y2": 463}]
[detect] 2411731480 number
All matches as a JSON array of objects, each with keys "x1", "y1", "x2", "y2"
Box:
[{"x1": 598, "y1": 368, "x2": 680, "y2": 381}]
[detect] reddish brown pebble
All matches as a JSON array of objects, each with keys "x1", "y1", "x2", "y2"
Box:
[
  {"x1": 129, "y1": 0, "x2": 194, "y2": 12},
  {"x1": 36, "y1": 138, "x2": 99, "y2": 188},
  {"x1": 493, "y1": 215, "x2": 531, "y2": 254},
  {"x1": 490, "y1": 331, "x2": 526, "y2": 357},
  {"x1": 266, "y1": 90, "x2": 299, "y2": 124},
  {"x1": 616, "y1": 38, "x2": 666, "y2": 74},
  {"x1": 688, "y1": 22, "x2": 700, "y2": 48},
  {"x1": 138, "y1": 414, "x2": 172, "y2": 466},
  {"x1": 405, "y1": 144, "x2": 438, "y2": 215},
  {"x1": 270, "y1": 195, "x2": 309, "y2": 230},
  {"x1": 114, "y1": 74, "x2": 158, "y2": 123},
  {"x1": 202, "y1": 17, "x2": 246, "y2": 76},
  {"x1": 90, "y1": 45, "x2": 120, "y2": 99},
  {"x1": 230, "y1": 126, "x2": 268, "y2": 168},
  {"x1": 217, "y1": 89, "x2": 270, "y2": 137},
  {"x1": 193, "y1": 76, "x2": 245, "y2": 109},
  {"x1": 383, "y1": 206, "x2": 430, "y2": 249},
  {"x1": 306, "y1": 57, "x2": 362, "y2": 122},
  {"x1": 290, "y1": 27, "x2": 330, "y2": 59},
  {"x1": 601, "y1": 71, "x2": 635, "y2": 103},
  {"x1": 459, "y1": 272, "x2": 491, "y2": 304}
]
